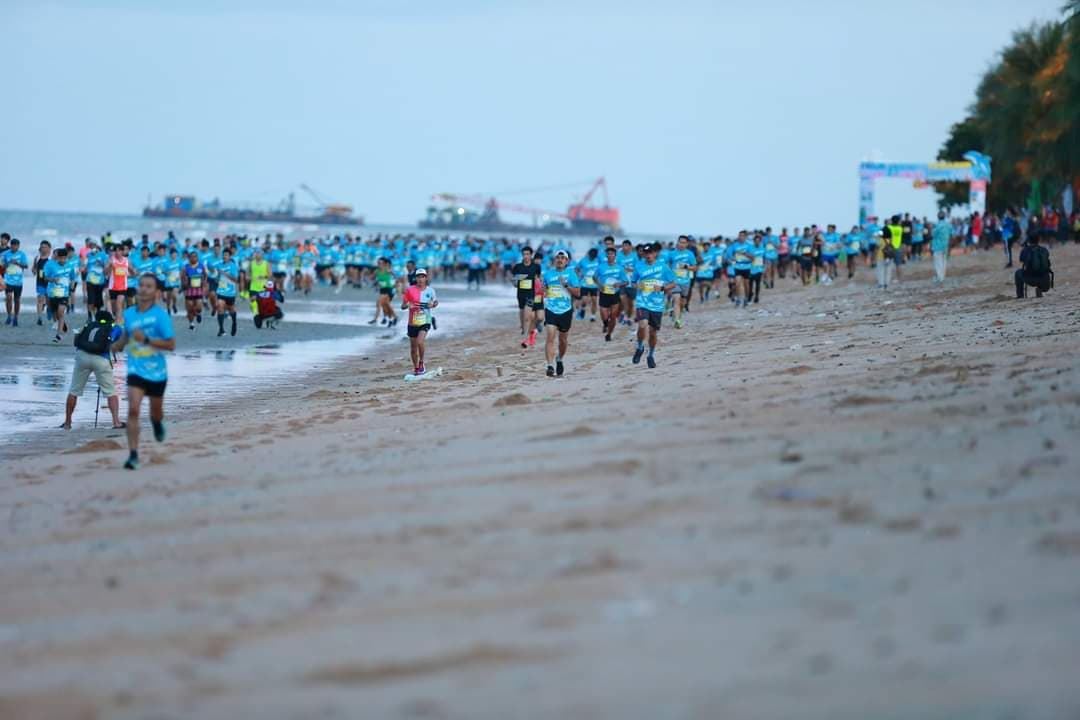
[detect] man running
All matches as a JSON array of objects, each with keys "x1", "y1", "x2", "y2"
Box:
[
  {"x1": 106, "y1": 241, "x2": 132, "y2": 321},
  {"x1": 631, "y1": 243, "x2": 676, "y2": 368},
  {"x1": 668, "y1": 235, "x2": 696, "y2": 328},
  {"x1": 576, "y1": 248, "x2": 600, "y2": 322},
  {"x1": 2, "y1": 237, "x2": 28, "y2": 326},
  {"x1": 595, "y1": 245, "x2": 624, "y2": 342},
  {"x1": 33, "y1": 240, "x2": 52, "y2": 326},
  {"x1": 617, "y1": 240, "x2": 637, "y2": 326},
  {"x1": 371, "y1": 257, "x2": 398, "y2": 326},
  {"x1": 181, "y1": 250, "x2": 207, "y2": 330},
  {"x1": 511, "y1": 246, "x2": 542, "y2": 347},
  {"x1": 401, "y1": 268, "x2": 438, "y2": 376},
  {"x1": 44, "y1": 247, "x2": 76, "y2": 343},
  {"x1": 540, "y1": 249, "x2": 581, "y2": 377},
  {"x1": 215, "y1": 247, "x2": 240, "y2": 337},
  {"x1": 112, "y1": 273, "x2": 175, "y2": 470},
  {"x1": 83, "y1": 240, "x2": 108, "y2": 320}
]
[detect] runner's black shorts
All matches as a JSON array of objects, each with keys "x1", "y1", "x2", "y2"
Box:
[
  {"x1": 599, "y1": 292, "x2": 620, "y2": 309},
  {"x1": 545, "y1": 309, "x2": 572, "y2": 333},
  {"x1": 517, "y1": 289, "x2": 533, "y2": 309},
  {"x1": 636, "y1": 308, "x2": 663, "y2": 330},
  {"x1": 621, "y1": 287, "x2": 637, "y2": 300},
  {"x1": 4, "y1": 285, "x2": 22, "y2": 300},
  {"x1": 155, "y1": 277, "x2": 165, "y2": 291},
  {"x1": 315, "y1": 264, "x2": 331, "y2": 275},
  {"x1": 273, "y1": 272, "x2": 287, "y2": 281},
  {"x1": 580, "y1": 287, "x2": 598, "y2": 297},
  {"x1": 47, "y1": 296, "x2": 69, "y2": 313},
  {"x1": 407, "y1": 323, "x2": 431, "y2": 338},
  {"x1": 220, "y1": 295, "x2": 236, "y2": 307},
  {"x1": 734, "y1": 268, "x2": 751, "y2": 279},
  {"x1": 87, "y1": 283, "x2": 105, "y2": 307},
  {"x1": 379, "y1": 288, "x2": 394, "y2": 298},
  {"x1": 798, "y1": 257, "x2": 814, "y2": 271},
  {"x1": 208, "y1": 278, "x2": 219, "y2": 292},
  {"x1": 127, "y1": 374, "x2": 167, "y2": 398}
]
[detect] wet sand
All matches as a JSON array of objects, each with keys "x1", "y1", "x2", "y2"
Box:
[{"x1": 2, "y1": 248, "x2": 1080, "y2": 719}]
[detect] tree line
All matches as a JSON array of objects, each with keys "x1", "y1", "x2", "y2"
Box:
[{"x1": 936, "y1": 2, "x2": 1079, "y2": 212}]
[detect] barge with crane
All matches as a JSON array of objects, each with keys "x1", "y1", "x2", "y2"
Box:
[
  {"x1": 419, "y1": 177, "x2": 621, "y2": 235},
  {"x1": 142, "y1": 184, "x2": 364, "y2": 226}
]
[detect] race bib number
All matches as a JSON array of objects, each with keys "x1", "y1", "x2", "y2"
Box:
[
  {"x1": 735, "y1": 253, "x2": 750, "y2": 263},
  {"x1": 545, "y1": 284, "x2": 566, "y2": 299},
  {"x1": 49, "y1": 285, "x2": 66, "y2": 298},
  {"x1": 191, "y1": 277, "x2": 203, "y2": 288},
  {"x1": 115, "y1": 266, "x2": 127, "y2": 277},
  {"x1": 800, "y1": 246, "x2": 812, "y2": 256},
  {"x1": 602, "y1": 283, "x2": 615, "y2": 295},
  {"x1": 752, "y1": 256, "x2": 764, "y2": 268},
  {"x1": 675, "y1": 267, "x2": 689, "y2": 278},
  {"x1": 639, "y1": 279, "x2": 661, "y2": 294},
  {"x1": 411, "y1": 311, "x2": 428, "y2": 326},
  {"x1": 518, "y1": 279, "x2": 532, "y2": 290}
]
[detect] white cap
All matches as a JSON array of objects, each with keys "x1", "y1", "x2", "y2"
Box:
[{"x1": 415, "y1": 267, "x2": 428, "y2": 275}]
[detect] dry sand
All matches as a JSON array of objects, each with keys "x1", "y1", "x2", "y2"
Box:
[{"x1": 2, "y1": 247, "x2": 1079, "y2": 719}]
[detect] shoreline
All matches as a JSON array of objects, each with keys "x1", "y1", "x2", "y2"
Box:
[
  {"x1": 2, "y1": 247, "x2": 1079, "y2": 718},
  {"x1": 0, "y1": 282, "x2": 513, "y2": 461}
]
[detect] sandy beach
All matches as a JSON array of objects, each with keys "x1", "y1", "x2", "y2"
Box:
[{"x1": 2, "y1": 247, "x2": 1079, "y2": 719}]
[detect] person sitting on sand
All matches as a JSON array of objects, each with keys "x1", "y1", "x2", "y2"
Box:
[
  {"x1": 253, "y1": 280, "x2": 284, "y2": 329},
  {"x1": 1014, "y1": 233, "x2": 1053, "y2": 299}
]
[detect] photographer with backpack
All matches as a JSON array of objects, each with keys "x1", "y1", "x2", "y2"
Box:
[
  {"x1": 62, "y1": 309, "x2": 124, "y2": 430},
  {"x1": 1014, "y1": 228, "x2": 1053, "y2": 299}
]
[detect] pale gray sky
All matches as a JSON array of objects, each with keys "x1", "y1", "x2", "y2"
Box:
[{"x1": 1, "y1": 0, "x2": 1065, "y2": 232}]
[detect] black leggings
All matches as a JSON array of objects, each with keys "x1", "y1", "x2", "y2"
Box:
[{"x1": 748, "y1": 274, "x2": 762, "y2": 302}]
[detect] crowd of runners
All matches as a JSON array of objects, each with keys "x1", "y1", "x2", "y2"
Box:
[{"x1": 0, "y1": 205, "x2": 1073, "y2": 470}]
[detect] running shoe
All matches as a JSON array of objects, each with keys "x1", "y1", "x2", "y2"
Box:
[
  {"x1": 53, "y1": 334, "x2": 61, "y2": 343},
  {"x1": 521, "y1": 340, "x2": 528, "y2": 349},
  {"x1": 527, "y1": 329, "x2": 536, "y2": 347},
  {"x1": 123, "y1": 453, "x2": 139, "y2": 471},
  {"x1": 674, "y1": 318, "x2": 683, "y2": 329},
  {"x1": 556, "y1": 359, "x2": 564, "y2": 376},
  {"x1": 417, "y1": 363, "x2": 426, "y2": 375},
  {"x1": 3, "y1": 316, "x2": 10, "y2": 326},
  {"x1": 632, "y1": 347, "x2": 644, "y2": 364},
  {"x1": 217, "y1": 329, "x2": 225, "y2": 337},
  {"x1": 11, "y1": 317, "x2": 16, "y2": 327},
  {"x1": 152, "y1": 420, "x2": 166, "y2": 442},
  {"x1": 196, "y1": 314, "x2": 202, "y2": 324},
  {"x1": 546, "y1": 365, "x2": 555, "y2": 377},
  {"x1": 604, "y1": 332, "x2": 612, "y2": 342},
  {"x1": 647, "y1": 355, "x2": 656, "y2": 369},
  {"x1": 36, "y1": 317, "x2": 43, "y2": 326},
  {"x1": 189, "y1": 323, "x2": 195, "y2": 331}
]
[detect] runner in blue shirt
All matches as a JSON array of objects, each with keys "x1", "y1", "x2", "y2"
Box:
[
  {"x1": 84, "y1": 241, "x2": 109, "y2": 319},
  {"x1": 763, "y1": 229, "x2": 779, "y2": 289},
  {"x1": 215, "y1": 248, "x2": 240, "y2": 337},
  {"x1": 631, "y1": 243, "x2": 676, "y2": 368},
  {"x1": 694, "y1": 238, "x2": 716, "y2": 305},
  {"x1": 595, "y1": 246, "x2": 626, "y2": 342},
  {"x1": 616, "y1": 240, "x2": 638, "y2": 326},
  {"x1": 112, "y1": 273, "x2": 176, "y2": 470},
  {"x1": 667, "y1": 235, "x2": 697, "y2": 329},
  {"x1": 748, "y1": 233, "x2": 766, "y2": 304},
  {"x1": 44, "y1": 248, "x2": 77, "y2": 343},
  {"x1": 844, "y1": 226, "x2": 863, "y2": 279},
  {"x1": 728, "y1": 231, "x2": 754, "y2": 308},
  {"x1": 822, "y1": 225, "x2": 841, "y2": 281},
  {"x1": 540, "y1": 249, "x2": 581, "y2": 377},
  {"x1": 2, "y1": 236, "x2": 28, "y2": 325},
  {"x1": 162, "y1": 247, "x2": 182, "y2": 315},
  {"x1": 575, "y1": 248, "x2": 600, "y2": 322}
]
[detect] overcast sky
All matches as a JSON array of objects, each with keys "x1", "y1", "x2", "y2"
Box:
[{"x1": 1, "y1": 0, "x2": 1065, "y2": 233}]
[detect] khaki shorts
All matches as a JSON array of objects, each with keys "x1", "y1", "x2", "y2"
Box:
[{"x1": 69, "y1": 350, "x2": 116, "y2": 397}]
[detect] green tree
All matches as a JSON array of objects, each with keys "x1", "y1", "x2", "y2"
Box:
[{"x1": 936, "y1": 12, "x2": 1078, "y2": 212}]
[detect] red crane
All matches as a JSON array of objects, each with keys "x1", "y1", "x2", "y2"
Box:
[{"x1": 431, "y1": 177, "x2": 620, "y2": 231}]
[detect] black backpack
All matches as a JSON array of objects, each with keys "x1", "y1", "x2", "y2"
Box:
[
  {"x1": 1027, "y1": 246, "x2": 1049, "y2": 275},
  {"x1": 74, "y1": 322, "x2": 113, "y2": 355}
]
